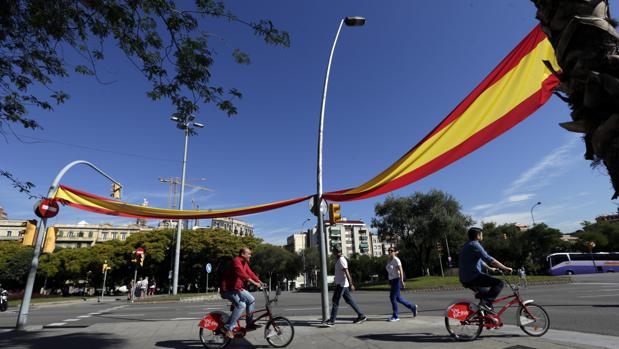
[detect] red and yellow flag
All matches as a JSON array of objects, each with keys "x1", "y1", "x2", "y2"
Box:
[{"x1": 52, "y1": 25, "x2": 560, "y2": 219}]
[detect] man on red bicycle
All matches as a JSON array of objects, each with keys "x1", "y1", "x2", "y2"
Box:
[
  {"x1": 459, "y1": 227, "x2": 512, "y2": 312},
  {"x1": 220, "y1": 247, "x2": 264, "y2": 339}
]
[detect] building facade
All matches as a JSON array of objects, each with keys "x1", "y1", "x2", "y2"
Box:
[
  {"x1": 52, "y1": 221, "x2": 151, "y2": 249},
  {"x1": 0, "y1": 219, "x2": 29, "y2": 241},
  {"x1": 307, "y1": 220, "x2": 376, "y2": 258},
  {"x1": 285, "y1": 233, "x2": 308, "y2": 253},
  {"x1": 211, "y1": 218, "x2": 254, "y2": 237}
]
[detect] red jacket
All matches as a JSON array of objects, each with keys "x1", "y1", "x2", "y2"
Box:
[{"x1": 220, "y1": 256, "x2": 261, "y2": 293}]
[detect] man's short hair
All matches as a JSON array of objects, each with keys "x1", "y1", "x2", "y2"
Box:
[
  {"x1": 468, "y1": 227, "x2": 483, "y2": 240},
  {"x1": 239, "y1": 247, "x2": 249, "y2": 256},
  {"x1": 332, "y1": 247, "x2": 341, "y2": 254}
]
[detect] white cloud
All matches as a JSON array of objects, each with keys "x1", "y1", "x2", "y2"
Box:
[
  {"x1": 504, "y1": 136, "x2": 580, "y2": 195},
  {"x1": 480, "y1": 211, "x2": 531, "y2": 225},
  {"x1": 507, "y1": 194, "x2": 534, "y2": 202}
]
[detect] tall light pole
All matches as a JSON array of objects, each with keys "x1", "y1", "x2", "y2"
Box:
[
  {"x1": 530, "y1": 201, "x2": 541, "y2": 226},
  {"x1": 315, "y1": 16, "x2": 365, "y2": 321},
  {"x1": 171, "y1": 115, "x2": 204, "y2": 295}
]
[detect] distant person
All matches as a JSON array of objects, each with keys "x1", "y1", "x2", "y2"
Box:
[
  {"x1": 220, "y1": 247, "x2": 263, "y2": 339},
  {"x1": 459, "y1": 227, "x2": 512, "y2": 313},
  {"x1": 323, "y1": 247, "x2": 367, "y2": 327},
  {"x1": 140, "y1": 277, "x2": 148, "y2": 299},
  {"x1": 148, "y1": 280, "x2": 156, "y2": 296},
  {"x1": 385, "y1": 248, "x2": 418, "y2": 321},
  {"x1": 518, "y1": 267, "x2": 528, "y2": 287}
]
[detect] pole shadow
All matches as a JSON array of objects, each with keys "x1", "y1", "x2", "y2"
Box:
[{"x1": 0, "y1": 331, "x2": 125, "y2": 349}]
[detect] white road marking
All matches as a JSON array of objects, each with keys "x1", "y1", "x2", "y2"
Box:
[
  {"x1": 103, "y1": 313, "x2": 145, "y2": 317},
  {"x1": 283, "y1": 307, "x2": 323, "y2": 311},
  {"x1": 46, "y1": 323, "x2": 67, "y2": 326},
  {"x1": 78, "y1": 315, "x2": 91, "y2": 318},
  {"x1": 579, "y1": 294, "x2": 619, "y2": 298},
  {"x1": 572, "y1": 283, "x2": 619, "y2": 285},
  {"x1": 64, "y1": 319, "x2": 80, "y2": 322},
  {"x1": 170, "y1": 317, "x2": 200, "y2": 320},
  {"x1": 89, "y1": 312, "x2": 101, "y2": 315}
]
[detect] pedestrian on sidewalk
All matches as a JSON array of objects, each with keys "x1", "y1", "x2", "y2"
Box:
[
  {"x1": 323, "y1": 247, "x2": 367, "y2": 327},
  {"x1": 518, "y1": 267, "x2": 528, "y2": 287},
  {"x1": 386, "y1": 247, "x2": 418, "y2": 321}
]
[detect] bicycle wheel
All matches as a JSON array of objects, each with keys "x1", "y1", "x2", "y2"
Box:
[
  {"x1": 264, "y1": 316, "x2": 295, "y2": 347},
  {"x1": 199, "y1": 328, "x2": 231, "y2": 349},
  {"x1": 444, "y1": 302, "x2": 483, "y2": 341},
  {"x1": 518, "y1": 303, "x2": 550, "y2": 336}
]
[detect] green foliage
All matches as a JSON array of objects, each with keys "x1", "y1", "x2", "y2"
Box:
[
  {"x1": 372, "y1": 190, "x2": 472, "y2": 277},
  {"x1": 0, "y1": 0, "x2": 290, "y2": 132},
  {"x1": 481, "y1": 223, "x2": 570, "y2": 274},
  {"x1": 0, "y1": 242, "x2": 34, "y2": 289},
  {"x1": 252, "y1": 244, "x2": 299, "y2": 287},
  {"x1": 574, "y1": 220, "x2": 619, "y2": 251}
]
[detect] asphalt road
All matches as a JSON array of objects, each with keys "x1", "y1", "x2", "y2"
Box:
[{"x1": 1, "y1": 273, "x2": 618, "y2": 336}]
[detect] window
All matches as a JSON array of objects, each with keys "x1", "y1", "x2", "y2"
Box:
[
  {"x1": 101, "y1": 232, "x2": 108, "y2": 240},
  {"x1": 57, "y1": 231, "x2": 63, "y2": 237},
  {"x1": 78, "y1": 231, "x2": 84, "y2": 238},
  {"x1": 550, "y1": 254, "x2": 569, "y2": 266},
  {"x1": 569, "y1": 254, "x2": 592, "y2": 261},
  {"x1": 112, "y1": 232, "x2": 118, "y2": 240},
  {"x1": 121, "y1": 233, "x2": 127, "y2": 240},
  {"x1": 7, "y1": 231, "x2": 12, "y2": 237},
  {"x1": 69, "y1": 231, "x2": 75, "y2": 237},
  {"x1": 88, "y1": 232, "x2": 93, "y2": 238}
]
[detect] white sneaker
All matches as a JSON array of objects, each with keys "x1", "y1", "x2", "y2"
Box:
[{"x1": 387, "y1": 316, "x2": 400, "y2": 322}]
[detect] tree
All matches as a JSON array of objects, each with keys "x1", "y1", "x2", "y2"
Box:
[
  {"x1": 574, "y1": 220, "x2": 619, "y2": 252},
  {"x1": 0, "y1": 242, "x2": 34, "y2": 289},
  {"x1": 1, "y1": 0, "x2": 290, "y2": 192},
  {"x1": 251, "y1": 244, "x2": 298, "y2": 289},
  {"x1": 372, "y1": 190, "x2": 472, "y2": 277},
  {"x1": 531, "y1": 1, "x2": 619, "y2": 199}
]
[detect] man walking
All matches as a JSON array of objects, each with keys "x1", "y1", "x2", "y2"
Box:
[{"x1": 323, "y1": 247, "x2": 367, "y2": 327}]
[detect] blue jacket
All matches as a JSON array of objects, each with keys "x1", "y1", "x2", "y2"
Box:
[{"x1": 459, "y1": 240, "x2": 495, "y2": 283}]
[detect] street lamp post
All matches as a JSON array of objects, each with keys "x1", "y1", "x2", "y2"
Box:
[
  {"x1": 301, "y1": 218, "x2": 311, "y2": 287},
  {"x1": 315, "y1": 16, "x2": 365, "y2": 321},
  {"x1": 530, "y1": 201, "x2": 542, "y2": 226},
  {"x1": 171, "y1": 115, "x2": 204, "y2": 295}
]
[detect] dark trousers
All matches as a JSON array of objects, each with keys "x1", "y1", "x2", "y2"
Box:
[
  {"x1": 389, "y1": 278, "x2": 413, "y2": 317},
  {"x1": 462, "y1": 274, "x2": 504, "y2": 305},
  {"x1": 329, "y1": 285, "x2": 363, "y2": 321}
]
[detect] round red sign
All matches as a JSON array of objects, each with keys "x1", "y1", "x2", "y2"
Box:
[
  {"x1": 136, "y1": 247, "x2": 145, "y2": 255},
  {"x1": 34, "y1": 199, "x2": 59, "y2": 219}
]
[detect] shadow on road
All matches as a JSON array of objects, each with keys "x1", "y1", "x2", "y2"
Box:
[
  {"x1": 0, "y1": 331, "x2": 125, "y2": 349},
  {"x1": 544, "y1": 304, "x2": 619, "y2": 308},
  {"x1": 357, "y1": 332, "x2": 455, "y2": 343},
  {"x1": 156, "y1": 339, "x2": 270, "y2": 349}
]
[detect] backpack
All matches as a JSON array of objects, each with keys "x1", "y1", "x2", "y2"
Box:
[{"x1": 213, "y1": 255, "x2": 234, "y2": 290}]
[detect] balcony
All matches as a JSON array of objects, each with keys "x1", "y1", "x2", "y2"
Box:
[
  {"x1": 359, "y1": 242, "x2": 369, "y2": 248},
  {"x1": 330, "y1": 229, "x2": 341, "y2": 237}
]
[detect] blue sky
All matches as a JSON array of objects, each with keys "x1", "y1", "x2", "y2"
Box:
[{"x1": 2, "y1": 1, "x2": 618, "y2": 245}]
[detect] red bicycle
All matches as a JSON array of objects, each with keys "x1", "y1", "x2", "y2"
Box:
[
  {"x1": 198, "y1": 287, "x2": 294, "y2": 348},
  {"x1": 445, "y1": 271, "x2": 549, "y2": 341}
]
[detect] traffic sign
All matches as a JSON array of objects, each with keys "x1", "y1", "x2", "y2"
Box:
[
  {"x1": 136, "y1": 247, "x2": 145, "y2": 255},
  {"x1": 308, "y1": 196, "x2": 327, "y2": 215},
  {"x1": 206, "y1": 263, "x2": 212, "y2": 273},
  {"x1": 34, "y1": 199, "x2": 59, "y2": 219}
]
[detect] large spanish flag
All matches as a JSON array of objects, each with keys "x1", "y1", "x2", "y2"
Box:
[
  {"x1": 324, "y1": 25, "x2": 560, "y2": 201},
  {"x1": 52, "y1": 25, "x2": 560, "y2": 219}
]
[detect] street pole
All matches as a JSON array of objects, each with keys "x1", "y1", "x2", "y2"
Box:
[
  {"x1": 530, "y1": 201, "x2": 541, "y2": 226},
  {"x1": 99, "y1": 263, "x2": 108, "y2": 302},
  {"x1": 315, "y1": 17, "x2": 365, "y2": 321},
  {"x1": 16, "y1": 160, "x2": 120, "y2": 330},
  {"x1": 173, "y1": 127, "x2": 189, "y2": 295},
  {"x1": 170, "y1": 116, "x2": 203, "y2": 295},
  {"x1": 206, "y1": 272, "x2": 209, "y2": 294}
]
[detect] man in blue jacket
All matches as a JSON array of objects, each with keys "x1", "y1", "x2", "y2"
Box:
[{"x1": 459, "y1": 227, "x2": 512, "y2": 312}]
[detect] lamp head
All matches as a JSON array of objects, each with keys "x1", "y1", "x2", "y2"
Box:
[{"x1": 344, "y1": 16, "x2": 366, "y2": 26}]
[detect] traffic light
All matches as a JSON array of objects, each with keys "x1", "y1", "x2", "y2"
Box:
[
  {"x1": 42, "y1": 226, "x2": 56, "y2": 253},
  {"x1": 328, "y1": 203, "x2": 341, "y2": 224},
  {"x1": 22, "y1": 220, "x2": 37, "y2": 246},
  {"x1": 111, "y1": 183, "x2": 122, "y2": 199}
]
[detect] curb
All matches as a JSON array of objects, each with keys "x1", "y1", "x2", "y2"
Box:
[{"x1": 358, "y1": 278, "x2": 573, "y2": 292}]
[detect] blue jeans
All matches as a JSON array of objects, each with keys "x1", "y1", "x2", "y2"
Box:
[
  {"x1": 329, "y1": 285, "x2": 363, "y2": 322},
  {"x1": 222, "y1": 289, "x2": 255, "y2": 330},
  {"x1": 389, "y1": 278, "x2": 413, "y2": 318},
  {"x1": 462, "y1": 274, "x2": 504, "y2": 306}
]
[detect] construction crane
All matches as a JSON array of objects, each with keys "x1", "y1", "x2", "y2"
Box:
[{"x1": 158, "y1": 177, "x2": 213, "y2": 209}]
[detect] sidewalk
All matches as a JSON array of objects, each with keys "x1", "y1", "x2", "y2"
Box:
[{"x1": 1, "y1": 315, "x2": 616, "y2": 349}]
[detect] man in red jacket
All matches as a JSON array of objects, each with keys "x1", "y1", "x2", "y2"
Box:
[{"x1": 220, "y1": 247, "x2": 263, "y2": 338}]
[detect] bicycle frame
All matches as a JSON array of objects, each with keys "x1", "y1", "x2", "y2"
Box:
[{"x1": 483, "y1": 274, "x2": 538, "y2": 324}]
